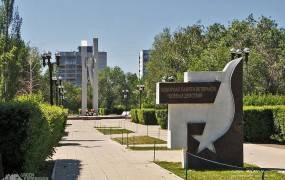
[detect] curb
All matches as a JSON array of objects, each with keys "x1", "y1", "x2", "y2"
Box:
[{"x1": 51, "y1": 160, "x2": 58, "y2": 180}]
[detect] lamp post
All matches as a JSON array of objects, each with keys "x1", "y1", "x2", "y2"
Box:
[
  {"x1": 137, "y1": 85, "x2": 145, "y2": 109},
  {"x1": 162, "y1": 75, "x2": 175, "y2": 82},
  {"x1": 52, "y1": 76, "x2": 58, "y2": 105},
  {"x1": 230, "y1": 48, "x2": 250, "y2": 61},
  {"x1": 58, "y1": 76, "x2": 63, "y2": 105},
  {"x1": 58, "y1": 85, "x2": 64, "y2": 106},
  {"x1": 122, "y1": 89, "x2": 129, "y2": 112},
  {"x1": 41, "y1": 51, "x2": 61, "y2": 105}
]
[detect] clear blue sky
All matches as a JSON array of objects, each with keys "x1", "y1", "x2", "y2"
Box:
[{"x1": 17, "y1": 0, "x2": 285, "y2": 74}]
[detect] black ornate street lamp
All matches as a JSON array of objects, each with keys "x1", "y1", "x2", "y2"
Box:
[
  {"x1": 42, "y1": 51, "x2": 61, "y2": 105},
  {"x1": 52, "y1": 76, "x2": 58, "y2": 105},
  {"x1": 230, "y1": 48, "x2": 250, "y2": 62},
  {"x1": 243, "y1": 48, "x2": 250, "y2": 65},
  {"x1": 137, "y1": 84, "x2": 145, "y2": 109},
  {"x1": 122, "y1": 89, "x2": 129, "y2": 112},
  {"x1": 58, "y1": 76, "x2": 63, "y2": 106},
  {"x1": 162, "y1": 75, "x2": 175, "y2": 82}
]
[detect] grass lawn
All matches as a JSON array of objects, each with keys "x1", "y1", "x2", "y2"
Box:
[
  {"x1": 96, "y1": 128, "x2": 133, "y2": 135},
  {"x1": 112, "y1": 135, "x2": 166, "y2": 145},
  {"x1": 155, "y1": 161, "x2": 285, "y2": 180},
  {"x1": 128, "y1": 146, "x2": 180, "y2": 151}
]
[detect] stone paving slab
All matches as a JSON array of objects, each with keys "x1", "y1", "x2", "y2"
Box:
[
  {"x1": 53, "y1": 118, "x2": 285, "y2": 179},
  {"x1": 52, "y1": 120, "x2": 181, "y2": 180},
  {"x1": 97, "y1": 119, "x2": 285, "y2": 170}
]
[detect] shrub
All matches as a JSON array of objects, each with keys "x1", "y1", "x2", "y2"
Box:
[
  {"x1": 244, "y1": 94, "x2": 285, "y2": 106},
  {"x1": 98, "y1": 108, "x2": 108, "y2": 115},
  {"x1": 155, "y1": 109, "x2": 168, "y2": 129},
  {"x1": 111, "y1": 106, "x2": 125, "y2": 115},
  {"x1": 0, "y1": 102, "x2": 30, "y2": 174},
  {"x1": 0, "y1": 96, "x2": 67, "y2": 175},
  {"x1": 244, "y1": 106, "x2": 285, "y2": 143},
  {"x1": 130, "y1": 109, "x2": 138, "y2": 123},
  {"x1": 137, "y1": 109, "x2": 157, "y2": 125},
  {"x1": 272, "y1": 107, "x2": 285, "y2": 142}
]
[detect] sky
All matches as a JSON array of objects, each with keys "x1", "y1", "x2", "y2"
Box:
[{"x1": 17, "y1": 0, "x2": 285, "y2": 74}]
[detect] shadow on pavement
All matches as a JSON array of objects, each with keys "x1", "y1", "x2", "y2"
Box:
[
  {"x1": 61, "y1": 139, "x2": 104, "y2": 142},
  {"x1": 58, "y1": 143, "x2": 81, "y2": 147},
  {"x1": 53, "y1": 159, "x2": 81, "y2": 180}
]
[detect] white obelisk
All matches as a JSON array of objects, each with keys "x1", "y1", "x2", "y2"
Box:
[
  {"x1": 81, "y1": 39, "x2": 99, "y2": 115},
  {"x1": 92, "y1": 38, "x2": 99, "y2": 112},
  {"x1": 81, "y1": 40, "x2": 88, "y2": 115}
]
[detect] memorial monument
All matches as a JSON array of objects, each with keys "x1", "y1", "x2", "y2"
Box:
[
  {"x1": 81, "y1": 39, "x2": 99, "y2": 115},
  {"x1": 156, "y1": 57, "x2": 243, "y2": 169}
]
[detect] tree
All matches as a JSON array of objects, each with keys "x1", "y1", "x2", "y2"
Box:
[
  {"x1": 17, "y1": 47, "x2": 42, "y2": 95},
  {"x1": 145, "y1": 15, "x2": 285, "y2": 106},
  {"x1": 0, "y1": 0, "x2": 27, "y2": 101}
]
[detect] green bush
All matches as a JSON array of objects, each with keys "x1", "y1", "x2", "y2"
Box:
[
  {"x1": 155, "y1": 109, "x2": 168, "y2": 129},
  {"x1": 272, "y1": 107, "x2": 285, "y2": 142},
  {"x1": 137, "y1": 109, "x2": 157, "y2": 125},
  {"x1": 244, "y1": 106, "x2": 285, "y2": 143},
  {"x1": 111, "y1": 106, "x2": 125, "y2": 115},
  {"x1": 98, "y1": 108, "x2": 108, "y2": 115},
  {"x1": 0, "y1": 102, "x2": 30, "y2": 174},
  {"x1": 130, "y1": 109, "x2": 138, "y2": 123},
  {"x1": 0, "y1": 96, "x2": 67, "y2": 175},
  {"x1": 244, "y1": 94, "x2": 285, "y2": 106}
]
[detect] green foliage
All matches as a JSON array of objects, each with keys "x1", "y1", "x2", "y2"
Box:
[
  {"x1": 99, "y1": 66, "x2": 139, "y2": 111},
  {"x1": 137, "y1": 109, "x2": 157, "y2": 125},
  {"x1": 0, "y1": 1, "x2": 32, "y2": 101},
  {"x1": 244, "y1": 94, "x2": 285, "y2": 106},
  {"x1": 155, "y1": 109, "x2": 168, "y2": 129},
  {"x1": 62, "y1": 82, "x2": 81, "y2": 114},
  {"x1": 130, "y1": 109, "x2": 138, "y2": 123},
  {"x1": 145, "y1": 15, "x2": 285, "y2": 104},
  {"x1": 98, "y1": 108, "x2": 108, "y2": 115},
  {"x1": 0, "y1": 101, "x2": 30, "y2": 174},
  {"x1": 111, "y1": 106, "x2": 125, "y2": 115},
  {"x1": 244, "y1": 106, "x2": 285, "y2": 143},
  {"x1": 0, "y1": 96, "x2": 67, "y2": 175}
]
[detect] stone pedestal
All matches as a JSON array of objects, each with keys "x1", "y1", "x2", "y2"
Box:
[{"x1": 157, "y1": 58, "x2": 244, "y2": 169}]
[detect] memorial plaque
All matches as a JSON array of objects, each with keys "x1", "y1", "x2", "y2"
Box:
[
  {"x1": 156, "y1": 58, "x2": 244, "y2": 170},
  {"x1": 156, "y1": 82, "x2": 221, "y2": 104}
]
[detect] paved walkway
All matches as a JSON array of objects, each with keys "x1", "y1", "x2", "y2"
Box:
[
  {"x1": 52, "y1": 119, "x2": 181, "y2": 180},
  {"x1": 52, "y1": 118, "x2": 285, "y2": 180}
]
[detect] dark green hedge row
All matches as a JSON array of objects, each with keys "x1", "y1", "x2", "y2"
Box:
[
  {"x1": 155, "y1": 110, "x2": 168, "y2": 129},
  {"x1": 244, "y1": 106, "x2": 285, "y2": 143},
  {"x1": 244, "y1": 94, "x2": 285, "y2": 106},
  {"x1": 98, "y1": 106, "x2": 125, "y2": 115},
  {"x1": 137, "y1": 109, "x2": 157, "y2": 125},
  {"x1": 131, "y1": 108, "x2": 168, "y2": 129},
  {"x1": 0, "y1": 96, "x2": 68, "y2": 175}
]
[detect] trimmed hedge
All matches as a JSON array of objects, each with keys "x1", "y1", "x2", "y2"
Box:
[
  {"x1": 0, "y1": 96, "x2": 67, "y2": 175},
  {"x1": 137, "y1": 109, "x2": 157, "y2": 125},
  {"x1": 98, "y1": 106, "x2": 125, "y2": 115},
  {"x1": 244, "y1": 94, "x2": 285, "y2": 106},
  {"x1": 129, "y1": 105, "x2": 285, "y2": 143},
  {"x1": 98, "y1": 108, "x2": 108, "y2": 115},
  {"x1": 155, "y1": 110, "x2": 168, "y2": 129},
  {"x1": 130, "y1": 109, "x2": 138, "y2": 123},
  {"x1": 244, "y1": 106, "x2": 285, "y2": 143}
]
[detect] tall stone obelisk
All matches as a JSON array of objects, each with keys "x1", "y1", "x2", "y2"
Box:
[
  {"x1": 81, "y1": 40, "x2": 88, "y2": 115},
  {"x1": 81, "y1": 39, "x2": 99, "y2": 115},
  {"x1": 92, "y1": 38, "x2": 99, "y2": 112}
]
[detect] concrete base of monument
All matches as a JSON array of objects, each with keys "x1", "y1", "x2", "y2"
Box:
[{"x1": 68, "y1": 115, "x2": 130, "y2": 120}]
